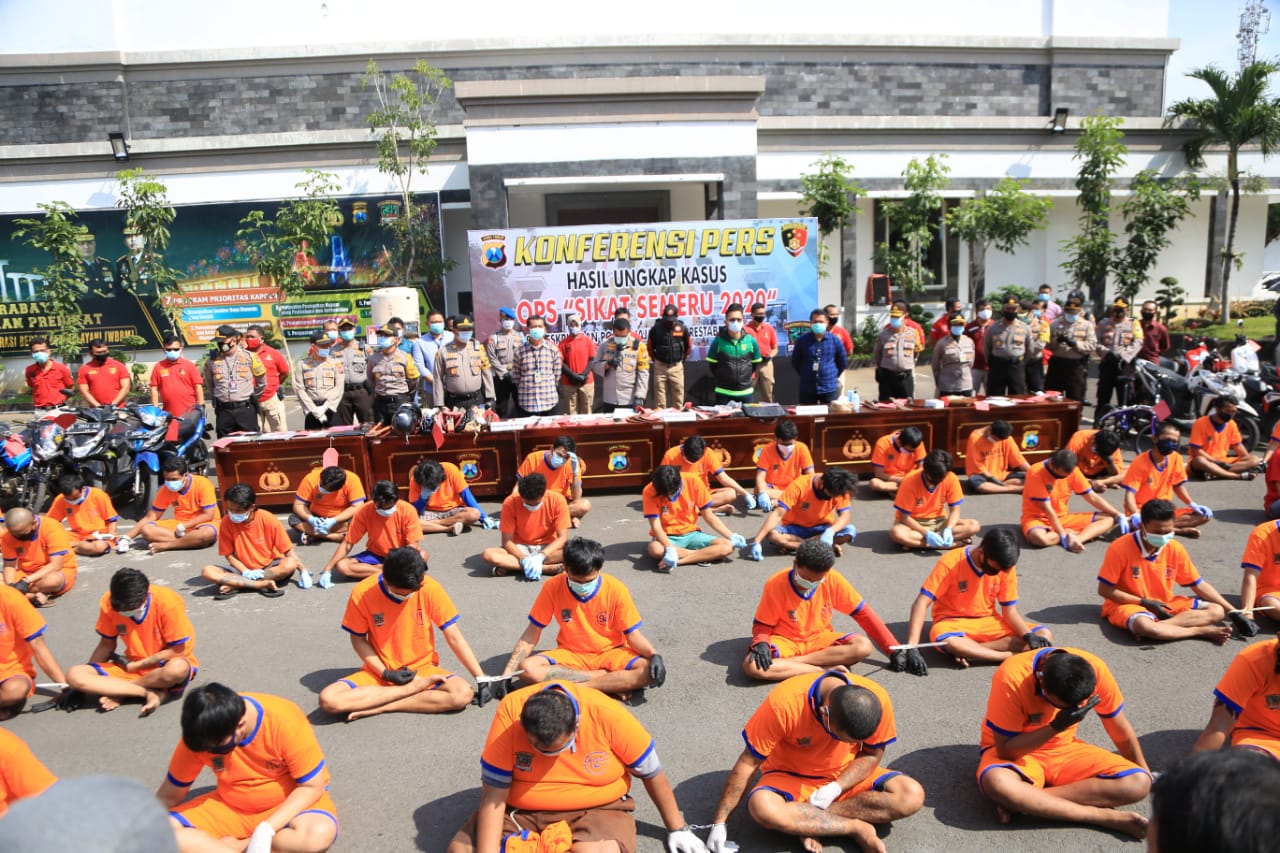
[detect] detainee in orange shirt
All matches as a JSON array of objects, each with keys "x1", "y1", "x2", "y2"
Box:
[
  {"x1": 661, "y1": 434, "x2": 752, "y2": 513},
  {"x1": 447, "y1": 682, "x2": 704, "y2": 853},
  {"x1": 1191, "y1": 636, "x2": 1280, "y2": 759},
  {"x1": 484, "y1": 474, "x2": 571, "y2": 580},
  {"x1": 1021, "y1": 448, "x2": 1125, "y2": 553},
  {"x1": 643, "y1": 465, "x2": 741, "y2": 571},
  {"x1": 744, "y1": 540, "x2": 903, "y2": 682},
  {"x1": 1187, "y1": 394, "x2": 1262, "y2": 480},
  {"x1": 157, "y1": 683, "x2": 339, "y2": 853},
  {"x1": 515, "y1": 436, "x2": 592, "y2": 526},
  {"x1": 47, "y1": 470, "x2": 120, "y2": 557},
  {"x1": 1065, "y1": 428, "x2": 1126, "y2": 492},
  {"x1": 753, "y1": 419, "x2": 815, "y2": 508},
  {"x1": 748, "y1": 468, "x2": 858, "y2": 559},
  {"x1": 0, "y1": 727, "x2": 56, "y2": 817},
  {"x1": 903, "y1": 529, "x2": 1052, "y2": 671},
  {"x1": 123, "y1": 457, "x2": 220, "y2": 555},
  {"x1": 977, "y1": 647, "x2": 1150, "y2": 838},
  {"x1": 290, "y1": 464, "x2": 366, "y2": 546},
  {"x1": 411, "y1": 458, "x2": 492, "y2": 536},
  {"x1": 66, "y1": 567, "x2": 198, "y2": 716},
  {"x1": 0, "y1": 582, "x2": 68, "y2": 719},
  {"x1": 890, "y1": 450, "x2": 981, "y2": 550},
  {"x1": 705, "y1": 670, "x2": 924, "y2": 852},
  {"x1": 501, "y1": 536, "x2": 666, "y2": 695},
  {"x1": 868, "y1": 427, "x2": 926, "y2": 495},
  {"x1": 1119, "y1": 420, "x2": 1213, "y2": 537},
  {"x1": 1236, "y1": 516, "x2": 1280, "y2": 633},
  {"x1": 200, "y1": 484, "x2": 301, "y2": 600},
  {"x1": 319, "y1": 480, "x2": 427, "y2": 587},
  {"x1": 964, "y1": 420, "x2": 1029, "y2": 495},
  {"x1": 1096, "y1": 499, "x2": 1234, "y2": 645},
  {"x1": 1, "y1": 507, "x2": 77, "y2": 607},
  {"x1": 318, "y1": 547, "x2": 488, "y2": 721}
]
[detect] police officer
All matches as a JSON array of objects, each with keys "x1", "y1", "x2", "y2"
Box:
[
  {"x1": 984, "y1": 296, "x2": 1036, "y2": 396},
  {"x1": 1094, "y1": 297, "x2": 1144, "y2": 418},
  {"x1": 930, "y1": 311, "x2": 976, "y2": 395},
  {"x1": 1023, "y1": 298, "x2": 1052, "y2": 392},
  {"x1": 75, "y1": 233, "x2": 116, "y2": 297},
  {"x1": 592, "y1": 316, "x2": 651, "y2": 412},
  {"x1": 647, "y1": 304, "x2": 690, "y2": 407},
  {"x1": 432, "y1": 315, "x2": 494, "y2": 410},
  {"x1": 872, "y1": 305, "x2": 919, "y2": 401},
  {"x1": 1046, "y1": 294, "x2": 1098, "y2": 403},
  {"x1": 203, "y1": 324, "x2": 267, "y2": 437},
  {"x1": 332, "y1": 319, "x2": 372, "y2": 425},
  {"x1": 115, "y1": 225, "x2": 159, "y2": 297},
  {"x1": 367, "y1": 324, "x2": 420, "y2": 425},
  {"x1": 486, "y1": 306, "x2": 523, "y2": 417},
  {"x1": 296, "y1": 330, "x2": 344, "y2": 430}
]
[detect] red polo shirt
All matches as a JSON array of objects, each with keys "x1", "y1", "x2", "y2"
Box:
[
  {"x1": 24, "y1": 361, "x2": 73, "y2": 408},
  {"x1": 252, "y1": 344, "x2": 290, "y2": 402},
  {"x1": 150, "y1": 358, "x2": 202, "y2": 416},
  {"x1": 78, "y1": 357, "x2": 130, "y2": 406},
  {"x1": 558, "y1": 334, "x2": 596, "y2": 386},
  {"x1": 744, "y1": 321, "x2": 779, "y2": 358}
]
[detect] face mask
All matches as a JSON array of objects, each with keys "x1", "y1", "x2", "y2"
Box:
[
  {"x1": 533, "y1": 734, "x2": 575, "y2": 757},
  {"x1": 1040, "y1": 291, "x2": 1052, "y2": 300},
  {"x1": 501, "y1": 319, "x2": 515, "y2": 331},
  {"x1": 528, "y1": 328, "x2": 546, "y2": 341},
  {"x1": 317, "y1": 486, "x2": 331, "y2": 496},
  {"x1": 316, "y1": 348, "x2": 331, "y2": 358},
  {"x1": 950, "y1": 325, "x2": 965, "y2": 337},
  {"x1": 326, "y1": 329, "x2": 339, "y2": 341},
  {"x1": 244, "y1": 339, "x2": 262, "y2": 350},
  {"x1": 429, "y1": 322, "x2": 445, "y2": 335},
  {"x1": 889, "y1": 318, "x2": 903, "y2": 329},
  {"x1": 340, "y1": 330, "x2": 356, "y2": 341},
  {"x1": 811, "y1": 479, "x2": 830, "y2": 501},
  {"x1": 567, "y1": 576, "x2": 600, "y2": 597},
  {"x1": 218, "y1": 342, "x2": 233, "y2": 353},
  {"x1": 375, "y1": 506, "x2": 396, "y2": 518},
  {"x1": 776, "y1": 442, "x2": 794, "y2": 458},
  {"x1": 1002, "y1": 310, "x2": 1018, "y2": 320},
  {"x1": 663, "y1": 317, "x2": 676, "y2": 326},
  {"x1": 522, "y1": 502, "x2": 543, "y2": 512},
  {"x1": 228, "y1": 511, "x2": 252, "y2": 525},
  {"x1": 377, "y1": 337, "x2": 395, "y2": 350},
  {"x1": 1141, "y1": 311, "x2": 1155, "y2": 321},
  {"x1": 1063, "y1": 312, "x2": 1079, "y2": 323},
  {"x1": 66, "y1": 491, "x2": 87, "y2": 506},
  {"x1": 752, "y1": 315, "x2": 766, "y2": 323},
  {"x1": 1155, "y1": 438, "x2": 1179, "y2": 456},
  {"x1": 546, "y1": 452, "x2": 567, "y2": 470},
  {"x1": 567, "y1": 325, "x2": 581, "y2": 336},
  {"x1": 1143, "y1": 529, "x2": 1175, "y2": 550},
  {"x1": 116, "y1": 606, "x2": 144, "y2": 620},
  {"x1": 981, "y1": 561, "x2": 1003, "y2": 577},
  {"x1": 206, "y1": 739, "x2": 237, "y2": 755},
  {"x1": 457, "y1": 331, "x2": 473, "y2": 343},
  {"x1": 164, "y1": 478, "x2": 185, "y2": 492},
  {"x1": 793, "y1": 573, "x2": 823, "y2": 592},
  {"x1": 92, "y1": 353, "x2": 109, "y2": 363},
  {"x1": 1032, "y1": 309, "x2": 1043, "y2": 318},
  {"x1": 164, "y1": 349, "x2": 182, "y2": 361},
  {"x1": 32, "y1": 351, "x2": 49, "y2": 364},
  {"x1": 1216, "y1": 411, "x2": 1235, "y2": 422},
  {"x1": 811, "y1": 322, "x2": 827, "y2": 335},
  {"x1": 613, "y1": 336, "x2": 629, "y2": 347},
  {"x1": 977, "y1": 309, "x2": 992, "y2": 321},
  {"x1": 727, "y1": 320, "x2": 744, "y2": 334},
  {"x1": 1047, "y1": 466, "x2": 1066, "y2": 480},
  {"x1": 667, "y1": 484, "x2": 683, "y2": 503},
  {"x1": 383, "y1": 587, "x2": 410, "y2": 604},
  {"x1": 826, "y1": 316, "x2": 839, "y2": 327}
]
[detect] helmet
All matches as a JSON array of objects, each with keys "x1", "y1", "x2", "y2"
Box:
[{"x1": 391, "y1": 403, "x2": 421, "y2": 435}]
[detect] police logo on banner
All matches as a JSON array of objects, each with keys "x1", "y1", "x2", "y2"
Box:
[
  {"x1": 482, "y1": 235, "x2": 508, "y2": 269},
  {"x1": 781, "y1": 223, "x2": 808, "y2": 258}
]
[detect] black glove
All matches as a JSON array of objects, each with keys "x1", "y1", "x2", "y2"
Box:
[
  {"x1": 1023, "y1": 632, "x2": 1052, "y2": 650},
  {"x1": 648, "y1": 654, "x2": 666, "y2": 688},
  {"x1": 1229, "y1": 611, "x2": 1261, "y2": 637},
  {"x1": 749, "y1": 642, "x2": 773, "y2": 672},
  {"x1": 54, "y1": 688, "x2": 85, "y2": 712},
  {"x1": 1051, "y1": 694, "x2": 1102, "y2": 731},
  {"x1": 490, "y1": 676, "x2": 511, "y2": 702},
  {"x1": 381, "y1": 667, "x2": 416, "y2": 686},
  {"x1": 904, "y1": 648, "x2": 929, "y2": 677},
  {"x1": 12, "y1": 579, "x2": 29, "y2": 594},
  {"x1": 474, "y1": 681, "x2": 494, "y2": 707},
  {"x1": 889, "y1": 649, "x2": 908, "y2": 672},
  {"x1": 1140, "y1": 598, "x2": 1174, "y2": 620}
]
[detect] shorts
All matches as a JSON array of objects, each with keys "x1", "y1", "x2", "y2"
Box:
[
  {"x1": 514, "y1": 543, "x2": 547, "y2": 558},
  {"x1": 667, "y1": 530, "x2": 719, "y2": 551},
  {"x1": 749, "y1": 767, "x2": 901, "y2": 803},
  {"x1": 288, "y1": 514, "x2": 348, "y2": 530},
  {"x1": 351, "y1": 550, "x2": 385, "y2": 566},
  {"x1": 533, "y1": 648, "x2": 642, "y2": 673},
  {"x1": 1231, "y1": 730, "x2": 1280, "y2": 761},
  {"x1": 421, "y1": 507, "x2": 465, "y2": 522},
  {"x1": 216, "y1": 557, "x2": 283, "y2": 575},
  {"x1": 67, "y1": 529, "x2": 109, "y2": 544},
  {"x1": 1103, "y1": 596, "x2": 1202, "y2": 631},
  {"x1": 775, "y1": 523, "x2": 858, "y2": 541},
  {"x1": 449, "y1": 796, "x2": 636, "y2": 853},
  {"x1": 767, "y1": 630, "x2": 858, "y2": 659},
  {"x1": 172, "y1": 790, "x2": 339, "y2": 841},
  {"x1": 15, "y1": 567, "x2": 76, "y2": 596},
  {"x1": 977, "y1": 738, "x2": 1147, "y2": 792},
  {"x1": 337, "y1": 663, "x2": 453, "y2": 689},
  {"x1": 0, "y1": 666, "x2": 35, "y2": 697},
  {"x1": 913, "y1": 517, "x2": 948, "y2": 533},
  {"x1": 151, "y1": 518, "x2": 218, "y2": 539},
  {"x1": 90, "y1": 659, "x2": 198, "y2": 693},
  {"x1": 931, "y1": 616, "x2": 1047, "y2": 644},
  {"x1": 967, "y1": 472, "x2": 1024, "y2": 492},
  {"x1": 1022, "y1": 512, "x2": 1098, "y2": 537}
]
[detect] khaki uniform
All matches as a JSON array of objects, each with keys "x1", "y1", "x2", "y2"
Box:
[
  {"x1": 873, "y1": 327, "x2": 918, "y2": 401},
  {"x1": 930, "y1": 334, "x2": 975, "y2": 394},
  {"x1": 1046, "y1": 315, "x2": 1098, "y2": 402},
  {"x1": 203, "y1": 349, "x2": 267, "y2": 437},
  {"x1": 368, "y1": 348, "x2": 420, "y2": 424},
  {"x1": 1095, "y1": 316, "x2": 1144, "y2": 412},
  {"x1": 486, "y1": 330, "x2": 524, "y2": 417},
  {"x1": 591, "y1": 337, "x2": 652, "y2": 409},
  {"x1": 297, "y1": 355, "x2": 344, "y2": 426},
  {"x1": 985, "y1": 319, "x2": 1037, "y2": 395},
  {"x1": 432, "y1": 340, "x2": 495, "y2": 408},
  {"x1": 331, "y1": 339, "x2": 371, "y2": 425}
]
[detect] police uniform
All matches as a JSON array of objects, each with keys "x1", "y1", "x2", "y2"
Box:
[
  {"x1": 1045, "y1": 298, "x2": 1098, "y2": 403},
  {"x1": 432, "y1": 330, "x2": 495, "y2": 410},
  {"x1": 297, "y1": 335, "x2": 344, "y2": 430},
  {"x1": 203, "y1": 331, "x2": 267, "y2": 437},
  {"x1": 332, "y1": 323, "x2": 372, "y2": 426},
  {"x1": 368, "y1": 330, "x2": 421, "y2": 425},
  {"x1": 591, "y1": 333, "x2": 652, "y2": 411},
  {"x1": 930, "y1": 315, "x2": 975, "y2": 395},
  {"x1": 1094, "y1": 299, "x2": 1144, "y2": 416},
  {"x1": 1022, "y1": 308, "x2": 1052, "y2": 392},
  {"x1": 78, "y1": 238, "x2": 116, "y2": 297},
  {"x1": 985, "y1": 298, "x2": 1036, "y2": 396},
  {"x1": 872, "y1": 310, "x2": 918, "y2": 401},
  {"x1": 486, "y1": 311, "x2": 524, "y2": 417}
]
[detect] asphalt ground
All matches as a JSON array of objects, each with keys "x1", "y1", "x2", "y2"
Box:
[{"x1": 6, "y1": 365, "x2": 1274, "y2": 853}]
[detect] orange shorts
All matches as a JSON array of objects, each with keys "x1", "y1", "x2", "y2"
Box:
[
  {"x1": 767, "y1": 630, "x2": 858, "y2": 659},
  {"x1": 0, "y1": 663, "x2": 35, "y2": 696},
  {"x1": 931, "y1": 616, "x2": 1045, "y2": 644},
  {"x1": 172, "y1": 790, "x2": 339, "y2": 841},
  {"x1": 1103, "y1": 595, "x2": 1201, "y2": 631},
  {"x1": 89, "y1": 658, "x2": 198, "y2": 691},
  {"x1": 1231, "y1": 731, "x2": 1280, "y2": 761},
  {"x1": 152, "y1": 518, "x2": 218, "y2": 536},
  {"x1": 749, "y1": 766, "x2": 902, "y2": 803},
  {"x1": 1022, "y1": 512, "x2": 1098, "y2": 538},
  {"x1": 534, "y1": 647, "x2": 642, "y2": 673},
  {"x1": 977, "y1": 738, "x2": 1147, "y2": 792},
  {"x1": 15, "y1": 566, "x2": 76, "y2": 596},
  {"x1": 337, "y1": 663, "x2": 452, "y2": 689}
]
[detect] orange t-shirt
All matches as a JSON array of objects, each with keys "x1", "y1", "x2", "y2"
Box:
[
  {"x1": 755, "y1": 440, "x2": 815, "y2": 490},
  {"x1": 752, "y1": 569, "x2": 865, "y2": 645},
  {"x1": 921, "y1": 547, "x2": 1018, "y2": 621},
  {"x1": 408, "y1": 462, "x2": 470, "y2": 512},
  {"x1": 1212, "y1": 638, "x2": 1280, "y2": 742},
  {"x1": 1021, "y1": 462, "x2": 1092, "y2": 528},
  {"x1": 661, "y1": 444, "x2": 724, "y2": 488},
  {"x1": 480, "y1": 682, "x2": 656, "y2": 811},
  {"x1": 642, "y1": 473, "x2": 712, "y2": 536},
  {"x1": 165, "y1": 693, "x2": 329, "y2": 815},
  {"x1": 965, "y1": 429, "x2": 1027, "y2": 480},
  {"x1": 1120, "y1": 450, "x2": 1188, "y2": 506},
  {"x1": 294, "y1": 468, "x2": 366, "y2": 518},
  {"x1": 529, "y1": 573, "x2": 642, "y2": 656},
  {"x1": 1190, "y1": 414, "x2": 1242, "y2": 460},
  {"x1": 894, "y1": 469, "x2": 964, "y2": 521},
  {"x1": 1240, "y1": 519, "x2": 1280, "y2": 593},
  {"x1": 1097, "y1": 532, "x2": 1202, "y2": 619},
  {"x1": 0, "y1": 584, "x2": 46, "y2": 681},
  {"x1": 1, "y1": 516, "x2": 77, "y2": 581},
  {"x1": 344, "y1": 500, "x2": 422, "y2": 558},
  {"x1": 151, "y1": 475, "x2": 221, "y2": 526},
  {"x1": 516, "y1": 451, "x2": 585, "y2": 502},
  {"x1": 871, "y1": 432, "x2": 925, "y2": 478},
  {"x1": 982, "y1": 647, "x2": 1124, "y2": 752},
  {"x1": 218, "y1": 509, "x2": 291, "y2": 571},
  {"x1": 94, "y1": 585, "x2": 197, "y2": 668},
  {"x1": 341, "y1": 573, "x2": 459, "y2": 671},
  {"x1": 499, "y1": 492, "x2": 570, "y2": 547},
  {"x1": 742, "y1": 671, "x2": 896, "y2": 779},
  {"x1": 48, "y1": 485, "x2": 119, "y2": 540},
  {"x1": 778, "y1": 473, "x2": 851, "y2": 528},
  {"x1": 0, "y1": 727, "x2": 56, "y2": 818},
  {"x1": 1066, "y1": 429, "x2": 1125, "y2": 479}
]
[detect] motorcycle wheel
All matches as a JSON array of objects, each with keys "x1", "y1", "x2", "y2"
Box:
[
  {"x1": 26, "y1": 477, "x2": 48, "y2": 514},
  {"x1": 1239, "y1": 415, "x2": 1262, "y2": 455},
  {"x1": 132, "y1": 468, "x2": 155, "y2": 518},
  {"x1": 1096, "y1": 407, "x2": 1158, "y2": 455}
]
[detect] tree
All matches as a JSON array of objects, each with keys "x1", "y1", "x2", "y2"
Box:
[
  {"x1": 11, "y1": 202, "x2": 90, "y2": 360},
  {"x1": 946, "y1": 177, "x2": 1052, "y2": 302},
  {"x1": 873, "y1": 154, "x2": 951, "y2": 295},
  {"x1": 362, "y1": 59, "x2": 454, "y2": 296},
  {"x1": 1060, "y1": 115, "x2": 1126, "y2": 306},
  {"x1": 237, "y1": 169, "x2": 342, "y2": 298},
  {"x1": 115, "y1": 168, "x2": 184, "y2": 334},
  {"x1": 798, "y1": 155, "x2": 866, "y2": 278},
  {"x1": 1154, "y1": 276, "x2": 1185, "y2": 325},
  {"x1": 1166, "y1": 60, "x2": 1280, "y2": 320},
  {"x1": 1111, "y1": 171, "x2": 1200, "y2": 302}
]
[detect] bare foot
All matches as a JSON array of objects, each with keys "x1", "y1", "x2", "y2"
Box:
[
  {"x1": 953, "y1": 655, "x2": 971, "y2": 668},
  {"x1": 1176, "y1": 528, "x2": 1201, "y2": 539},
  {"x1": 139, "y1": 689, "x2": 163, "y2": 717},
  {"x1": 1067, "y1": 539, "x2": 1086, "y2": 554},
  {"x1": 995, "y1": 804, "x2": 1014, "y2": 824},
  {"x1": 1099, "y1": 810, "x2": 1149, "y2": 839},
  {"x1": 98, "y1": 696, "x2": 122, "y2": 713},
  {"x1": 30, "y1": 592, "x2": 51, "y2": 608},
  {"x1": 1207, "y1": 625, "x2": 1233, "y2": 645},
  {"x1": 571, "y1": 517, "x2": 581, "y2": 529},
  {"x1": 801, "y1": 837, "x2": 823, "y2": 853},
  {"x1": 833, "y1": 542, "x2": 844, "y2": 557}
]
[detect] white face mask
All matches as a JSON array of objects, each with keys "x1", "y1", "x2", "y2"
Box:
[
  {"x1": 501, "y1": 319, "x2": 515, "y2": 331},
  {"x1": 977, "y1": 309, "x2": 992, "y2": 321}
]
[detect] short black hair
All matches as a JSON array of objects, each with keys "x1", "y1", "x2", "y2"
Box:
[
  {"x1": 527, "y1": 314, "x2": 547, "y2": 327},
  {"x1": 382, "y1": 546, "x2": 427, "y2": 589},
  {"x1": 57, "y1": 471, "x2": 85, "y2": 497},
  {"x1": 725, "y1": 302, "x2": 744, "y2": 317},
  {"x1": 751, "y1": 302, "x2": 766, "y2": 312},
  {"x1": 1049, "y1": 448, "x2": 1078, "y2": 473},
  {"x1": 180, "y1": 683, "x2": 246, "y2": 752},
  {"x1": 551, "y1": 435, "x2": 577, "y2": 454},
  {"x1": 1141, "y1": 498, "x2": 1176, "y2": 524},
  {"x1": 224, "y1": 483, "x2": 255, "y2": 509},
  {"x1": 318, "y1": 466, "x2": 347, "y2": 492},
  {"x1": 413, "y1": 459, "x2": 445, "y2": 491},
  {"x1": 1040, "y1": 652, "x2": 1097, "y2": 705},
  {"x1": 1151, "y1": 749, "x2": 1280, "y2": 853},
  {"x1": 1092, "y1": 430, "x2": 1121, "y2": 458},
  {"x1": 386, "y1": 316, "x2": 405, "y2": 326},
  {"x1": 108, "y1": 567, "x2": 149, "y2": 612},
  {"x1": 371, "y1": 480, "x2": 399, "y2": 506},
  {"x1": 828, "y1": 684, "x2": 883, "y2": 742},
  {"x1": 922, "y1": 449, "x2": 952, "y2": 482},
  {"x1": 517, "y1": 472, "x2": 548, "y2": 503},
  {"x1": 980, "y1": 528, "x2": 1020, "y2": 570},
  {"x1": 1157, "y1": 419, "x2": 1182, "y2": 438},
  {"x1": 162, "y1": 334, "x2": 183, "y2": 347},
  {"x1": 29, "y1": 337, "x2": 50, "y2": 349},
  {"x1": 520, "y1": 688, "x2": 577, "y2": 745},
  {"x1": 821, "y1": 467, "x2": 857, "y2": 497},
  {"x1": 989, "y1": 420, "x2": 1012, "y2": 441},
  {"x1": 1212, "y1": 394, "x2": 1239, "y2": 410},
  {"x1": 612, "y1": 317, "x2": 630, "y2": 332},
  {"x1": 898, "y1": 427, "x2": 923, "y2": 449},
  {"x1": 162, "y1": 457, "x2": 189, "y2": 476},
  {"x1": 563, "y1": 537, "x2": 605, "y2": 578},
  {"x1": 650, "y1": 464, "x2": 682, "y2": 497},
  {"x1": 774, "y1": 420, "x2": 798, "y2": 442},
  {"x1": 87, "y1": 338, "x2": 108, "y2": 350},
  {"x1": 810, "y1": 308, "x2": 827, "y2": 322},
  {"x1": 795, "y1": 539, "x2": 836, "y2": 573},
  {"x1": 681, "y1": 435, "x2": 706, "y2": 462}
]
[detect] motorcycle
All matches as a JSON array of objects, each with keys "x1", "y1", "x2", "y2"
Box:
[
  {"x1": 165, "y1": 403, "x2": 211, "y2": 475},
  {"x1": 19, "y1": 415, "x2": 70, "y2": 512}
]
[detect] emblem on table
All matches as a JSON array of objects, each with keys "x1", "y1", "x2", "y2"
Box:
[
  {"x1": 1020, "y1": 428, "x2": 1041, "y2": 450},
  {"x1": 781, "y1": 222, "x2": 809, "y2": 258},
  {"x1": 258, "y1": 465, "x2": 290, "y2": 492},
  {"x1": 842, "y1": 434, "x2": 871, "y2": 460},
  {"x1": 459, "y1": 454, "x2": 482, "y2": 481},
  {"x1": 608, "y1": 446, "x2": 631, "y2": 473},
  {"x1": 752, "y1": 439, "x2": 770, "y2": 464},
  {"x1": 481, "y1": 235, "x2": 508, "y2": 269}
]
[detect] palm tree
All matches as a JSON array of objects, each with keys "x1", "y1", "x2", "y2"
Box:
[{"x1": 1166, "y1": 60, "x2": 1280, "y2": 319}]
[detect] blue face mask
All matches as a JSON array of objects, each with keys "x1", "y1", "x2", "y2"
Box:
[
  {"x1": 533, "y1": 733, "x2": 576, "y2": 757},
  {"x1": 545, "y1": 452, "x2": 567, "y2": 470},
  {"x1": 889, "y1": 318, "x2": 903, "y2": 329},
  {"x1": 31, "y1": 351, "x2": 49, "y2": 364},
  {"x1": 377, "y1": 337, "x2": 394, "y2": 350},
  {"x1": 429, "y1": 322, "x2": 445, "y2": 335},
  {"x1": 228, "y1": 511, "x2": 250, "y2": 524},
  {"x1": 1143, "y1": 529, "x2": 1175, "y2": 550},
  {"x1": 457, "y1": 331, "x2": 473, "y2": 343},
  {"x1": 567, "y1": 576, "x2": 600, "y2": 597},
  {"x1": 793, "y1": 572, "x2": 822, "y2": 592},
  {"x1": 164, "y1": 349, "x2": 182, "y2": 361},
  {"x1": 950, "y1": 325, "x2": 965, "y2": 337},
  {"x1": 116, "y1": 606, "x2": 144, "y2": 620},
  {"x1": 164, "y1": 478, "x2": 185, "y2": 493},
  {"x1": 316, "y1": 348, "x2": 331, "y2": 358},
  {"x1": 528, "y1": 328, "x2": 546, "y2": 341},
  {"x1": 375, "y1": 506, "x2": 396, "y2": 518},
  {"x1": 340, "y1": 330, "x2": 356, "y2": 341},
  {"x1": 327, "y1": 330, "x2": 339, "y2": 341},
  {"x1": 811, "y1": 322, "x2": 827, "y2": 335},
  {"x1": 1063, "y1": 312, "x2": 1079, "y2": 324},
  {"x1": 66, "y1": 490, "x2": 87, "y2": 506}
]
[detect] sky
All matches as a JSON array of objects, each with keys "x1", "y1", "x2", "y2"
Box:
[{"x1": 1166, "y1": 0, "x2": 1280, "y2": 106}]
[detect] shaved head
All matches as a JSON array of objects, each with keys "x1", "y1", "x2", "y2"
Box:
[{"x1": 4, "y1": 507, "x2": 33, "y2": 532}]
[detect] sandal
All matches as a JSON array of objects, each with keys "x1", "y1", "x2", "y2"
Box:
[
  {"x1": 258, "y1": 587, "x2": 285, "y2": 598},
  {"x1": 213, "y1": 588, "x2": 239, "y2": 600}
]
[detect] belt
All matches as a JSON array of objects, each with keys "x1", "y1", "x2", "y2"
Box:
[
  {"x1": 445, "y1": 390, "x2": 483, "y2": 405},
  {"x1": 376, "y1": 392, "x2": 411, "y2": 401},
  {"x1": 216, "y1": 400, "x2": 253, "y2": 410},
  {"x1": 344, "y1": 382, "x2": 367, "y2": 389}
]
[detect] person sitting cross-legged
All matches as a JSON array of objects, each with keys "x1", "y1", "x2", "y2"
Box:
[
  {"x1": 0, "y1": 728, "x2": 56, "y2": 817},
  {"x1": 501, "y1": 536, "x2": 665, "y2": 697},
  {"x1": 289, "y1": 464, "x2": 365, "y2": 546},
  {"x1": 47, "y1": 471, "x2": 121, "y2": 556},
  {"x1": 1187, "y1": 393, "x2": 1262, "y2": 480},
  {"x1": 1191, "y1": 636, "x2": 1280, "y2": 760},
  {"x1": 1120, "y1": 420, "x2": 1214, "y2": 539},
  {"x1": 642, "y1": 465, "x2": 741, "y2": 572},
  {"x1": 753, "y1": 419, "x2": 815, "y2": 510},
  {"x1": 1066, "y1": 428, "x2": 1126, "y2": 493},
  {"x1": 0, "y1": 582, "x2": 68, "y2": 720},
  {"x1": 515, "y1": 436, "x2": 592, "y2": 527},
  {"x1": 964, "y1": 420, "x2": 1030, "y2": 495},
  {"x1": 890, "y1": 449, "x2": 981, "y2": 551},
  {"x1": 411, "y1": 459, "x2": 490, "y2": 536},
  {"x1": 66, "y1": 567, "x2": 198, "y2": 716},
  {"x1": 661, "y1": 434, "x2": 752, "y2": 514},
  {"x1": 1, "y1": 507, "x2": 77, "y2": 608},
  {"x1": 123, "y1": 457, "x2": 219, "y2": 555},
  {"x1": 903, "y1": 528, "x2": 1052, "y2": 671},
  {"x1": 743, "y1": 540, "x2": 901, "y2": 683},
  {"x1": 1235, "y1": 516, "x2": 1280, "y2": 634},
  {"x1": 868, "y1": 427, "x2": 926, "y2": 496},
  {"x1": 317, "y1": 480, "x2": 427, "y2": 587},
  {"x1": 200, "y1": 484, "x2": 300, "y2": 601},
  {"x1": 318, "y1": 547, "x2": 487, "y2": 721},
  {"x1": 1021, "y1": 448, "x2": 1125, "y2": 553},
  {"x1": 484, "y1": 473, "x2": 571, "y2": 580},
  {"x1": 1096, "y1": 499, "x2": 1234, "y2": 645},
  {"x1": 747, "y1": 467, "x2": 858, "y2": 559}
]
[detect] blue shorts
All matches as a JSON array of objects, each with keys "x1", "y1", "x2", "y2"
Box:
[
  {"x1": 776, "y1": 523, "x2": 857, "y2": 541},
  {"x1": 351, "y1": 551, "x2": 384, "y2": 566},
  {"x1": 667, "y1": 531, "x2": 720, "y2": 551}
]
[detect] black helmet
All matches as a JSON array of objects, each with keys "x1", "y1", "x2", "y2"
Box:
[{"x1": 391, "y1": 403, "x2": 420, "y2": 435}]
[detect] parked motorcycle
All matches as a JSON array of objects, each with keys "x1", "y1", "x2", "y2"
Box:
[
  {"x1": 1106, "y1": 357, "x2": 1261, "y2": 449},
  {"x1": 20, "y1": 416, "x2": 70, "y2": 512}
]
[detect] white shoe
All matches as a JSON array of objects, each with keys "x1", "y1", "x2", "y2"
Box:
[
  {"x1": 115, "y1": 536, "x2": 131, "y2": 554},
  {"x1": 174, "y1": 524, "x2": 186, "y2": 539}
]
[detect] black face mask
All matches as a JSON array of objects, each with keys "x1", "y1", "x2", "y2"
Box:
[
  {"x1": 1155, "y1": 438, "x2": 1179, "y2": 456},
  {"x1": 1217, "y1": 411, "x2": 1236, "y2": 422},
  {"x1": 812, "y1": 479, "x2": 830, "y2": 501},
  {"x1": 663, "y1": 317, "x2": 676, "y2": 326},
  {"x1": 1140, "y1": 311, "x2": 1155, "y2": 321},
  {"x1": 1047, "y1": 466, "x2": 1067, "y2": 480},
  {"x1": 752, "y1": 315, "x2": 765, "y2": 323},
  {"x1": 1002, "y1": 310, "x2": 1018, "y2": 320},
  {"x1": 92, "y1": 353, "x2": 109, "y2": 363}
]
